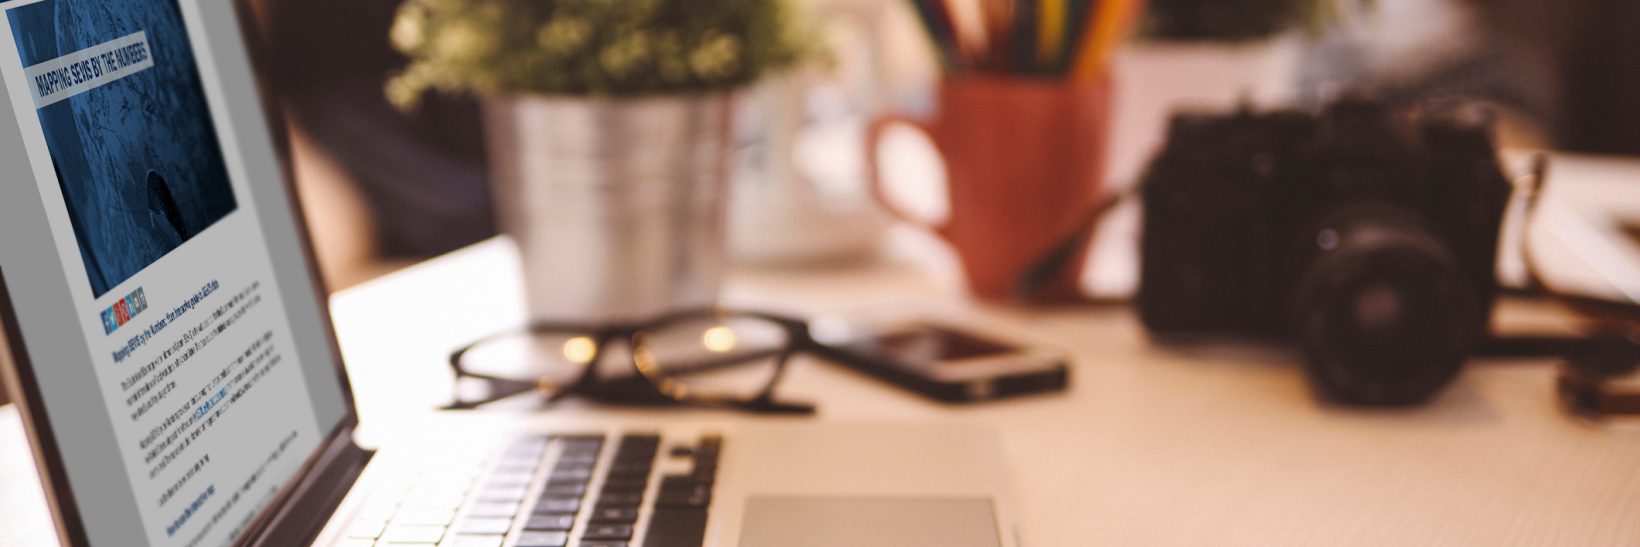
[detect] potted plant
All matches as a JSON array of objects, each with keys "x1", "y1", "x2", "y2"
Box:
[{"x1": 385, "y1": 0, "x2": 813, "y2": 323}]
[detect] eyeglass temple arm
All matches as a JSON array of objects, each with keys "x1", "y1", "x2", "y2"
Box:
[{"x1": 739, "y1": 396, "x2": 815, "y2": 414}]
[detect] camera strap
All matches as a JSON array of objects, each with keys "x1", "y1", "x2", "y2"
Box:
[{"x1": 1013, "y1": 182, "x2": 1143, "y2": 301}]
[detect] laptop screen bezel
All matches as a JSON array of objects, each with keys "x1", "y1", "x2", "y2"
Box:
[{"x1": 0, "y1": 0, "x2": 366, "y2": 544}]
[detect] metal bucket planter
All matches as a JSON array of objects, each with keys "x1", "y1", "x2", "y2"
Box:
[{"x1": 483, "y1": 92, "x2": 733, "y2": 324}]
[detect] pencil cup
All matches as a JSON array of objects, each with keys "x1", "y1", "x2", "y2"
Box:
[{"x1": 867, "y1": 75, "x2": 1111, "y2": 300}]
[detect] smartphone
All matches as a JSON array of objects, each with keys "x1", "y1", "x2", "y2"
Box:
[{"x1": 816, "y1": 322, "x2": 1069, "y2": 403}]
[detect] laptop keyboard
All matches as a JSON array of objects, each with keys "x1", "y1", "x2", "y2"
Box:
[{"x1": 340, "y1": 433, "x2": 720, "y2": 547}]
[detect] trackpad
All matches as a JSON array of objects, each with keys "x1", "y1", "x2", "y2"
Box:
[{"x1": 739, "y1": 496, "x2": 1001, "y2": 547}]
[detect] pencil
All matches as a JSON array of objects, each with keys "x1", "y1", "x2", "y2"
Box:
[
  {"x1": 982, "y1": 0, "x2": 1015, "y2": 71},
  {"x1": 1010, "y1": 0, "x2": 1037, "y2": 73},
  {"x1": 1036, "y1": 0, "x2": 1067, "y2": 70},
  {"x1": 1051, "y1": 0, "x2": 1090, "y2": 73},
  {"x1": 1071, "y1": 0, "x2": 1145, "y2": 82}
]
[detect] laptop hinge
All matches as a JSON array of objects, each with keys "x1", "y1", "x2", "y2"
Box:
[{"x1": 235, "y1": 426, "x2": 373, "y2": 547}]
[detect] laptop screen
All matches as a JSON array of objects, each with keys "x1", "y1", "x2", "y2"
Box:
[{"x1": 0, "y1": 0, "x2": 352, "y2": 546}]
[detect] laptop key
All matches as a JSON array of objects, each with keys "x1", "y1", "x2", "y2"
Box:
[
  {"x1": 408, "y1": 480, "x2": 473, "y2": 496},
  {"x1": 654, "y1": 490, "x2": 710, "y2": 508},
  {"x1": 506, "y1": 439, "x2": 549, "y2": 454},
  {"x1": 497, "y1": 450, "x2": 545, "y2": 463},
  {"x1": 532, "y1": 497, "x2": 581, "y2": 514},
  {"x1": 560, "y1": 435, "x2": 605, "y2": 447},
  {"x1": 459, "y1": 517, "x2": 514, "y2": 535},
  {"x1": 493, "y1": 459, "x2": 542, "y2": 473},
  {"x1": 544, "y1": 477, "x2": 590, "y2": 488},
  {"x1": 600, "y1": 478, "x2": 648, "y2": 493},
  {"x1": 581, "y1": 543, "x2": 627, "y2": 547},
  {"x1": 655, "y1": 478, "x2": 711, "y2": 508},
  {"x1": 560, "y1": 446, "x2": 602, "y2": 458},
  {"x1": 445, "y1": 535, "x2": 504, "y2": 547},
  {"x1": 582, "y1": 523, "x2": 634, "y2": 540},
  {"x1": 524, "y1": 514, "x2": 575, "y2": 530},
  {"x1": 556, "y1": 454, "x2": 599, "y2": 465},
  {"x1": 476, "y1": 486, "x2": 529, "y2": 501},
  {"x1": 608, "y1": 463, "x2": 653, "y2": 476},
  {"x1": 380, "y1": 524, "x2": 446, "y2": 543},
  {"x1": 515, "y1": 530, "x2": 570, "y2": 547},
  {"x1": 401, "y1": 492, "x2": 464, "y2": 509},
  {"x1": 466, "y1": 501, "x2": 520, "y2": 518},
  {"x1": 697, "y1": 436, "x2": 721, "y2": 455},
  {"x1": 589, "y1": 506, "x2": 638, "y2": 523},
  {"x1": 391, "y1": 508, "x2": 456, "y2": 526},
  {"x1": 486, "y1": 471, "x2": 535, "y2": 487},
  {"x1": 642, "y1": 508, "x2": 708, "y2": 547},
  {"x1": 613, "y1": 439, "x2": 659, "y2": 462},
  {"x1": 549, "y1": 467, "x2": 594, "y2": 481},
  {"x1": 539, "y1": 482, "x2": 587, "y2": 496},
  {"x1": 617, "y1": 434, "x2": 660, "y2": 448},
  {"x1": 595, "y1": 492, "x2": 643, "y2": 506},
  {"x1": 658, "y1": 476, "x2": 708, "y2": 490}
]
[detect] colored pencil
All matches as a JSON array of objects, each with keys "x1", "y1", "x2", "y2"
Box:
[
  {"x1": 982, "y1": 0, "x2": 1015, "y2": 71},
  {"x1": 898, "y1": 0, "x2": 1142, "y2": 77},
  {"x1": 1009, "y1": 0, "x2": 1037, "y2": 73},
  {"x1": 1071, "y1": 0, "x2": 1145, "y2": 81},
  {"x1": 1036, "y1": 0, "x2": 1067, "y2": 70},
  {"x1": 1056, "y1": 0, "x2": 1092, "y2": 73}
]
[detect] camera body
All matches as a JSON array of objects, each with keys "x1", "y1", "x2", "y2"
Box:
[{"x1": 1137, "y1": 97, "x2": 1512, "y2": 405}]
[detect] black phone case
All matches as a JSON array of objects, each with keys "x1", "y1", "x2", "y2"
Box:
[{"x1": 813, "y1": 341, "x2": 1069, "y2": 403}]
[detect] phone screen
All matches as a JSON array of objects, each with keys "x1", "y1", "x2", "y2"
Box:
[{"x1": 874, "y1": 326, "x2": 1018, "y2": 364}]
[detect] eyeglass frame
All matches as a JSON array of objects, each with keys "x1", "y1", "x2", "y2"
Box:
[{"x1": 445, "y1": 307, "x2": 817, "y2": 414}]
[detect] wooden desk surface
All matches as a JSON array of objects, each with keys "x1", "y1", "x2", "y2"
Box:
[
  {"x1": 5, "y1": 234, "x2": 1640, "y2": 546},
  {"x1": 331, "y1": 236, "x2": 1639, "y2": 546}
]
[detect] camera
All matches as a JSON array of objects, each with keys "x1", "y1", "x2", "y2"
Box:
[{"x1": 1136, "y1": 97, "x2": 1512, "y2": 405}]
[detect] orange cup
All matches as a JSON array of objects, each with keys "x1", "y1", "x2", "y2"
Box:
[{"x1": 868, "y1": 75, "x2": 1111, "y2": 301}]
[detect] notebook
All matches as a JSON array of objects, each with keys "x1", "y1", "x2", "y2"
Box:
[{"x1": 0, "y1": 0, "x2": 1020, "y2": 546}]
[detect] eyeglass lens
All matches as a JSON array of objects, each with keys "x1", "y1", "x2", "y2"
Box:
[
  {"x1": 636, "y1": 314, "x2": 793, "y2": 402},
  {"x1": 452, "y1": 313, "x2": 796, "y2": 408}
]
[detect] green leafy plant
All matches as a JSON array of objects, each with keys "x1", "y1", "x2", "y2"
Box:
[{"x1": 387, "y1": 0, "x2": 813, "y2": 106}]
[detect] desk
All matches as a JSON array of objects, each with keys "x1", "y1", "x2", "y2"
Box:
[
  {"x1": 332, "y1": 235, "x2": 1640, "y2": 546},
  {"x1": 5, "y1": 234, "x2": 1640, "y2": 546}
]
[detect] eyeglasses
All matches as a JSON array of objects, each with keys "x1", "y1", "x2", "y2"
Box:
[{"x1": 446, "y1": 307, "x2": 817, "y2": 414}]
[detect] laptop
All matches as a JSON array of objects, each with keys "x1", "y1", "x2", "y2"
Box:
[{"x1": 0, "y1": 1, "x2": 1020, "y2": 546}]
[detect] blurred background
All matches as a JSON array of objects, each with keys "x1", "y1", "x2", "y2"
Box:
[{"x1": 245, "y1": 0, "x2": 1639, "y2": 293}]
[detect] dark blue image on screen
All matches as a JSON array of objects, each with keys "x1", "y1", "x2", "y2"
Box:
[{"x1": 8, "y1": 0, "x2": 236, "y2": 298}]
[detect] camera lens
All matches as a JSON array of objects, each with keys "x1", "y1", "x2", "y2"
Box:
[{"x1": 1290, "y1": 207, "x2": 1478, "y2": 405}]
